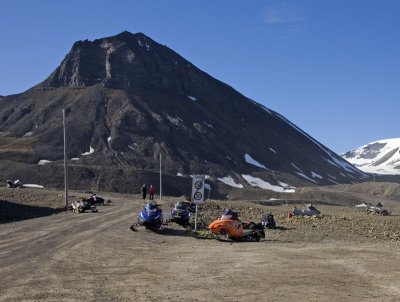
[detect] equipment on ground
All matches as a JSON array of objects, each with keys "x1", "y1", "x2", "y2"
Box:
[
  {"x1": 83, "y1": 194, "x2": 105, "y2": 206},
  {"x1": 291, "y1": 204, "x2": 321, "y2": 217},
  {"x1": 70, "y1": 200, "x2": 98, "y2": 213},
  {"x1": 131, "y1": 201, "x2": 163, "y2": 231},
  {"x1": 167, "y1": 201, "x2": 192, "y2": 227},
  {"x1": 208, "y1": 208, "x2": 266, "y2": 242}
]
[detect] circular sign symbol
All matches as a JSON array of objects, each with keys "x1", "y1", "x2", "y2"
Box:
[
  {"x1": 194, "y1": 181, "x2": 203, "y2": 190},
  {"x1": 193, "y1": 192, "x2": 203, "y2": 200}
]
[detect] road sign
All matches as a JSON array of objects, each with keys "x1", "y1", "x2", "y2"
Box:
[{"x1": 191, "y1": 175, "x2": 205, "y2": 204}]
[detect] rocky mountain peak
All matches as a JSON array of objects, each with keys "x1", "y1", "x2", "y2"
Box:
[
  {"x1": 40, "y1": 31, "x2": 194, "y2": 92},
  {"x1": 112, "y1": 31, "x2": 147, "y2": 41}
]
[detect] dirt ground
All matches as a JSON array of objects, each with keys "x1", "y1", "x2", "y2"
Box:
[{"x1": 1, "y1": 189, "x2": 400, "y2": 302}]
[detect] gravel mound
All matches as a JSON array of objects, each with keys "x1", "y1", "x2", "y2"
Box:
[
  {"x1": 0, "y1": 187, "x2": 65, "y2": 223},
  {"x1": 194, "y1": 200, "x2": 400, "y2": 244}
]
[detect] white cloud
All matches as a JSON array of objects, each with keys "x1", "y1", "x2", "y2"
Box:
[{"x1": 263, "y1": 5, "x2": 304, "y2": 24}]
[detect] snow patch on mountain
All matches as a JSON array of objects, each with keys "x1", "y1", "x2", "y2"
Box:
[
  {"x1": 244, "y1": 154, "x2": 268, "y2": 170},
  {"x1": 278, "y1": 181, "x2": 296, "y2": 191},
  {"x1": 291, "y1": 162, "x2": 303, "y2": 173},
  {"x1": 328, "y1": 178, "x2": 340, "y2": 185},
  {"x1": 268, "y1": 147, "x2": 277, "y2": 154},
  {"x1": 218, "y1": 176, "x2": 244, "y2": 188},
  {"x1": 242, "y1": 174, "x2": 295, "y2": 192},
  {"x1": 203, "y1": 121, "x2": 214, "y2": 128},
  {"x1": 38, "y1": 160, "x2": 52, "y2": 165},
  {"x1": 296, "y1": 172, "x2": 317, "y2": 183},
  {"x1": 82, "y1": 146, "x2": 95, "y2": 156},
  {"x1": 311, "y1": 171, "x2": 323, "y2": 179}
]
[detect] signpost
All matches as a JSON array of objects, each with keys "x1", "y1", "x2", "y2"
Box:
[
  {"x1": 63, "y1": 109, "x2": 68, "y2": 210},
  {"x1": 191, "y1": 175, "x2": 205, "y2": 231},
  {"x1": 159, "y1": 153, "x2": 162, "y2": 200}
]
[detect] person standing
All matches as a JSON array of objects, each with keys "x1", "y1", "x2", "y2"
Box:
[
  {"x1": 149, "y1": 185, "x2": 155, "y2": 200},
  {"x1": 141, "y1": 184, "x2": 147, "y2": 199}
]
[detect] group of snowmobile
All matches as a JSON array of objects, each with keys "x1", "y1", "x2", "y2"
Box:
[
  {"x1": 130, "y1": 200, "x2": 276, "y2": 242},
  {"x1": 69, "y1": 193, "x2": 275, "y2": 242}
]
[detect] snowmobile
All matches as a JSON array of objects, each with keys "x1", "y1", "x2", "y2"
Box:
[
  {"x1": 262, "y1": 212, "x2": 276, "y2": 229},
  {"x1": 367, "y1": 203, "x2": 390, "y2": 216},
  {"x1": 208, "y1": 209, "x2": 266, "y2": 242},
  {"x1": 291, "y1": 204, "x2": 321, "y2": 217},
  {"x1": 6, "y1": 179, "x2": 24, "y2": 188},
  {"x1": 131, "y1": 201, "x2": 163, "y2": 231},
  {"x1": 6, "y1": 179, "x2": 44, "y2": 189},
  {"x1": 84, "y1": 194, "x2": 105, "y2": 206},
  {"x1": 70, "y1": 199, "x2": 98, "y2": 213},
  {"x1": 167, "y1": 201, "x2": 191, "y2": 227}
]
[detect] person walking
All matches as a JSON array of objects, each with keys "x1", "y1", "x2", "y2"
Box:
[
  {"x1": 141, "y1": 184, "x2": 147, "y2": 199},
  {"x1": 149, "y1": 185, "x2": 155, "y2": 200}
]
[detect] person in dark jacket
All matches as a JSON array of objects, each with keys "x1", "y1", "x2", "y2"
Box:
[{"x1": 141, "y1": 184, "x2": 147, "y2": 199}]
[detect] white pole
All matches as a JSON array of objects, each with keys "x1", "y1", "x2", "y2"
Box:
[
  {"x1": 194, "y1": 204, "x2": 198, "y2": 231},
  {"x1": 159, "y1": 153, "x2": 162, "y2": 200},
  {"x1": 63, "y1": 109, "x2": 69, "y2": 210}
]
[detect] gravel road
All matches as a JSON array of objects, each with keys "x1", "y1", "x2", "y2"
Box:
[{"x1": 1, "y1": 191, "x2": 400, "y2": 301}]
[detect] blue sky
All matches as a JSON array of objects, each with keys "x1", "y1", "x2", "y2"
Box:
[{"x1": 1, "y1": 0, "x2": 399, "y2": 154}]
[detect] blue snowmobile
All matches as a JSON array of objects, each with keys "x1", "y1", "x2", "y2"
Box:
[{"x1": 131, "y1": 200, "x2": 163, "y2": 231}]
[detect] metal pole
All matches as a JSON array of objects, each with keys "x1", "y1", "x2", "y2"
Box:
[
  {"x1": 159, "y1": 153, "x2": 162, "y2": 200},
  {"x1": 194, "y1": 204, "x2": 198, "y2": 231},
  {"x1": 63, "y1": 109, "x2": 69, "y2": 210}
]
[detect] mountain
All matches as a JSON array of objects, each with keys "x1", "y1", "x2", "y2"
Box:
[
  {"x1": 0, "y1": 31, "x2": 368, "y2": 195},
  {"x1": 342, "y1": 138, "x2": 400, "y2": 175}
]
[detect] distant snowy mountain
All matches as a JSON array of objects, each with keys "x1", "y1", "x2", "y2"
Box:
[{"x1": 342, "y1": 138, "x2": 400, "y2": 175}]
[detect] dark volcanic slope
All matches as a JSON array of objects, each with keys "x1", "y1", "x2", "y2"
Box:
[{"x1": 0, "y1": 31, "x2": 368, "y2": 191}]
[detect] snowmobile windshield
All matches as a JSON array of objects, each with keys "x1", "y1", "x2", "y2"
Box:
[
  {"x1": 175, "y1": 201, "x2": 189, "y2": 210},
  {"x1": 221, "y1": 209, "x2": 239, "y2": 220},
  {"x1": 146, "y1": 201, "x2": 158, "y2": 210}
]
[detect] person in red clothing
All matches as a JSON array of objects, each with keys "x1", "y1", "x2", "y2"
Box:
[{"x1": 149, "y1": 185, "x2": 155, "y2": 200}]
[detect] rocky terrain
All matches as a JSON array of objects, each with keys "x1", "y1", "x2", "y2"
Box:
[
  {"x1": 1, "y1": 183, "x2": 399, "y2": 244},
  {"x1": 1, "y1": 183, "x2": 399, "y2": 301},
  {"x1": 198, "y1": 201, "x2": 400, "y2": 244}
]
